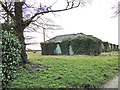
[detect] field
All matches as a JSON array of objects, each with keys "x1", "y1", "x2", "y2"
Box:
[{"x1": 10, "y1": 51, "x2": 118, "y2": 88}]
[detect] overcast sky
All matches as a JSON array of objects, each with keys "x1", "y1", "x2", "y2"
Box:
[{"x1": 25, "y1": 0, "x2": 118, "y2": 50}]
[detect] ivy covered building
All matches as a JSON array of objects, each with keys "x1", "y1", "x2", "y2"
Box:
[{"x1": 40, "y1": 33, "x2": 103, "y2": 56}]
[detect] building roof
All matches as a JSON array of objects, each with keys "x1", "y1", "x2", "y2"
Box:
[{"x1": 45, "y1": 33, "x2": 86, "y2": 43}]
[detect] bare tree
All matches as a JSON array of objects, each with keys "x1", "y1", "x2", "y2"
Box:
[
  {"x1": 25, "y1": 16, "x2": 63, "y2": 45},
  {"x1": 110, "y1": 0, "x2": 119, "y2": 17},
  {"x1": 0, "y1": 0, "x2": 89, "y2": 64}
]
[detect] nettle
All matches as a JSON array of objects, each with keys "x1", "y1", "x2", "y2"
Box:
[{"x1": 2, "y1": 30, "x2": 22, "y2": 88}]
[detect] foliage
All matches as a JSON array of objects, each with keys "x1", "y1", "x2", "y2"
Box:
[
  {"x1": 102, "y1": 42, "x2": 119, "y2": 52},
  {"x1": 109, "y1": 44, "x2": 113, "y2": 51},
  {"x1": 102, "y1": 42, "x2": 110, "y2": 52},
  {"x1": 9, "y1": 51, "x2": 118, "y2": 88},
  {"x1": 41, "y1": 35, "x2": 102, "y2": 56},
  {"x1": 64, "y1": 35, "x2": 102, "y2": 56},
  {"x1": 1, "y1": 23, "x2": 14, "y2": 33},
  {"x1": 113, "y1": 44, "x2": 119, "y2": 51},
  {"x1": 41, "y1": 42, "x2": 57, "y2": 55},
  {"x1": 60, "y1": 39, "x2": 70, "y2": 55},
  {"x1": 0, "y1": 0, "x2": 83, "y2": 63},
  {"x1": 2, "y1": 30, "x2": 22, "y2": 88}
]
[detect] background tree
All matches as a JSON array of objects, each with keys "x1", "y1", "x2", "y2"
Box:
[
  {"x1": 111, "y1": 0, "x2": 119, "y2": 17},
  {"x1": 0, "y1": 0, "x2": 89, "y2": 64}
]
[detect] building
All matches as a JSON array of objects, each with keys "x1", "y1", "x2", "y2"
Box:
[
  {"x1": 40, "y1": 33, "x2": 119, "y2": 55},
  {"x1": 40, "y1": 33, "x2": 102, "y2": 56},
  {"x1": 45, "y1": 33, "x2": 86, "y2": 43}
]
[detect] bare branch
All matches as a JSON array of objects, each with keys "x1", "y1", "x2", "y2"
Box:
[
  {"x1": 24, "y1": 0, "x2": 81, "y2": 27},
  {"x1": 0, "y1": 1, "x2": 15, "y2": 20}
]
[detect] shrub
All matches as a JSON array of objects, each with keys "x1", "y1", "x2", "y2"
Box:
[{"x1": 1, "y1": 30, "x2": 22, "y2": 88}]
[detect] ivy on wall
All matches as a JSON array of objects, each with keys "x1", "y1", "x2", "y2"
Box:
[{"x1": 41, "y1": 35, "x2": 103, "y2": 56}]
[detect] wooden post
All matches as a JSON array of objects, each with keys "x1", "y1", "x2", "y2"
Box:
[{"x1": 43, "y1": 28, "x2": 45, "y2": 42}]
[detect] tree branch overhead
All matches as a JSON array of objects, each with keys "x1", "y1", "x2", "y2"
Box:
[{"x1": 25, "y1": 0, "x2": 81, "y2": 26}]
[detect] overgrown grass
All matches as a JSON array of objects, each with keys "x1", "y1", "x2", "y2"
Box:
[{"x1": 10, "y1": 51, "x2": 118, "y2": 88}]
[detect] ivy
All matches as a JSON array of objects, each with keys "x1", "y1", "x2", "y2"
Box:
[
  {"x1": 1, "y1": 30, "x2": 22, "y2": 89},
  {"x1": 41, "y1": 35, "x2": 102, "y2": 56},
  {"x1": 61, "y1": 35, "x2": 102, "y2": 56}
]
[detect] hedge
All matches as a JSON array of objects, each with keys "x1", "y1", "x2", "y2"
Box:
[{"x1": 2, "y1": 30, "x2": 22, "y2": 88}]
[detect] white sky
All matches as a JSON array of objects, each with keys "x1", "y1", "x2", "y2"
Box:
[{"x1": 26, "y1": 0, "x2": 118, "y2": 50}]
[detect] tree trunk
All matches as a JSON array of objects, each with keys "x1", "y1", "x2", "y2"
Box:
[
  {"x1": 14, "y1": 2, "x2": 28, "y2": 64},
  {"x1": 15, "y1": 28, "x2": 28, "y2": 64}
]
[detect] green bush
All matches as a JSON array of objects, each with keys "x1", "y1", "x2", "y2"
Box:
[{"x1": 1, "y1": 30, "x2": 22, "y2": 88}]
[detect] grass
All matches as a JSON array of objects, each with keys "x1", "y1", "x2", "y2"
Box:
[{"x1": 10, "y1": 51, "x2": 118, "y2": 88}]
